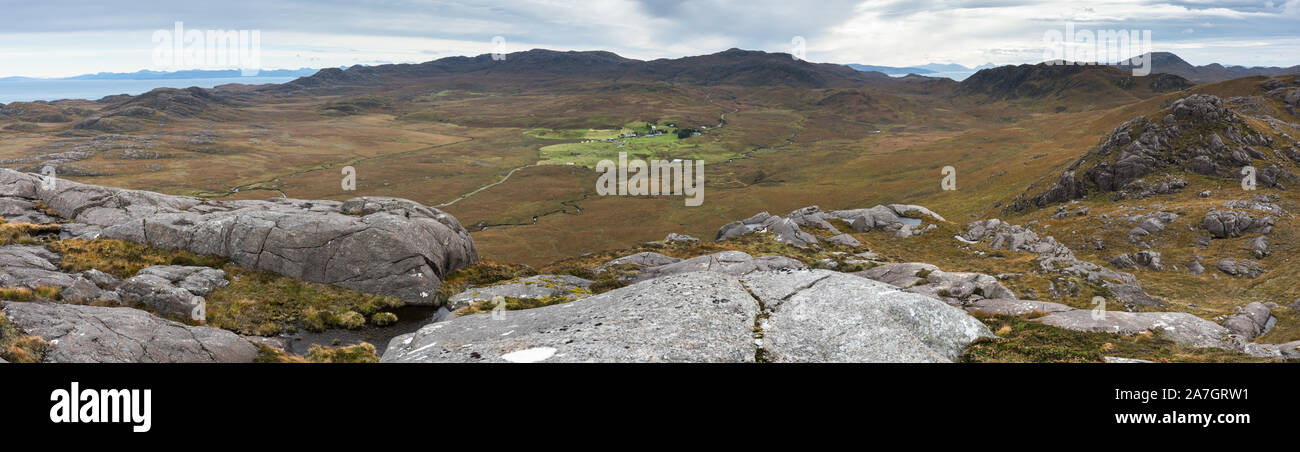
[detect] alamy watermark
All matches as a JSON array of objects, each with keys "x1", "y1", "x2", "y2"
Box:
[
  {"x1": 595, "y1": 152, "x2": 704, "y2": 206},
  {"x1": 152, "y1": 21, "x2": 261, "y2": 75},
  {"x1": 1043, "y1": 23, "x2": 1152, "y2": 76}
]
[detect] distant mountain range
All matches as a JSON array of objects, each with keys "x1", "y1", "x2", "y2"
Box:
[
  {"x1": 1115, "y1": 52, "x2": 1300, "y2": 84},
  {"x1": 0, "y1": 68, "x2": 321, "y2": 82},
  {"x1": 846, "y1": 62, "x2": 996, "y2": 80},
  {"x1": 854, "y1": 52, "x2": 1300, "y2": 84},
  {"x1": 276, "y1": 48, "x2": 947, "y2": 93}
]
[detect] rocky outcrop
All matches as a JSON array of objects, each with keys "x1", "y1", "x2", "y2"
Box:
[
  {"x1": 383, "y1": 269, "x2": 993, "y2": 363},
  {"x1": 1, "y1": 301, "x2": 258, "y2": 363},
  {"x1": 964, "y1": 298, "x2": 1075, "y2": 316},
  {"x1": 592, "y1": 251, "x2": 681, "y2": 274},
  {"x1": 715, "y1": 204, "x2": 945, "y2": 249},
  {"x1": 1009, "y1": 94, "x2": 1294, "y2": 211},
  {"x1": 447, "y1": 274, "x2": 592, "y2": 310},
  {"x1": 1216, "y1": 258, "x2": 1264, "y2": 278},
  {"x1": 1249, "y1": 236, "x2": 1270, "y2": 258},
  {"x1": 117, "y1": 266, "x2": 228, "y2": 320},
  {"x1": 1036, "y1": 309, "x2": 1300, "y2": 359},
  {"x1": 1109, "y1": 251, "x2": 1163, "y2": 271},
  {"x1": 1202, "y1": 209, "x2": 1274, "y2": 238},
  {"x1": 621, "y1": 250, "x2": 805, "y2": 284},
  {"x1": 822, "y1": 233, "x2": 862, "y2": 247},
  {"x1": 962, "y1": 219, "x2": 1161, "y2": 308},
  {"x1": 0, "y1": 168, "x2": 478, "y2": 305},
  {"x1": 0, "y1": 245, "x2": 110, "y2": 303},
  {"x1": 853, "y1": 263, "x2": 1016, "y2": 306},
  {"x1": 1218, "y1": 302, "x2": 1275, "y2": 340}
]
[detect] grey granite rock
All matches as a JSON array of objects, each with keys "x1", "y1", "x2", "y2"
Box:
[
  {"x1": 1037, "y1": 310, "x2": 1232, "y2": 349},
  {"x1": 382, "y1": 272, "x2": 760, "y2": 363},
  {"x1": 1202, "y1": 209, "x2": 1274, "y2": 238},
  {"x1": 964, "y1": 298, "x2": 1077, "y2": 316},
  {"x1": 447, "y1": 274, "x2": 593, "y2": 309},
  {"x1": 1, "y1": 301, "x2": 257, "y2": 363},
  {"x1": 135, "y1": 265, "x2": 228, "y2": 296},
  {"x1": 622, "y1": 250, "x2": 805, "y2": 284},
  {"x1": 821, "y1": 233, "x2": 862, "y2": 247},
  {"x1": 1249, "y1": 236, "x2": 1270, "y2": 259},
  {"x1": 663, "y1": 233, "x2": 700, "y2": 243},
  {"x1": 743, "y1": 270, "x2": 992, "y2": 363},
  {"x1": 854, "y1": 263, "x2": 1015, "y2": 306},
  {"x1": 593, "y1": 251, "x2": 681, "y2": 273},
  {"x1": 1216, "y1": 258, "x2": 1264, "y2": 278},
  {"x1": 0, "y1": 169, "x2": 478, "y2": 305},
  {"x1": 1219, "y1": 302, "x2": 1275, "y2": 339}
]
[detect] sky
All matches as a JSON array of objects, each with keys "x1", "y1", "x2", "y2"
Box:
[{"x1": 0, "y1": 0, "x2": 1297, "y2": 78}]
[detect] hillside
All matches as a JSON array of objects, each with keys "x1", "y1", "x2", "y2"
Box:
[
  {"x1": 957, "y1": 63, "x2": 1192, "y2": 111},
  {"x1": 1119, "y1": 52, "x2": 1300, "y2": 84},
  {"x1": 276, "y1": 48, "x2": 900, "y2": 94}
]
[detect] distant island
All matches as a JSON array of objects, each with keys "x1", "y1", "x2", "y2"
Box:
[{"x1": 0, "y1": 68, "x2": 322, "y2": 82}]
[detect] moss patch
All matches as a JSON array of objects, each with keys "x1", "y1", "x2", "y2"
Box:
[
  {"x1": 0, "y1": 222, "x2": 60, "y2": 246},
  {"x1": 0, "y1": 312, "x2": 49, "y2": 363},
  {"x1": 304, "y1": 342, "x2": 381, "y2": 363}
]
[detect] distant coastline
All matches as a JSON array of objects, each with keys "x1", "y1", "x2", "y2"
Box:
[{"x1": 0, "y1": 68, "x2": 321, "y2": 103}]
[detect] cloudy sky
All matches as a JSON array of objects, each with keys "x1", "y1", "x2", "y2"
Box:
[{"x1": 1, "y1": 0, "x2": 1297, "y2": 77}]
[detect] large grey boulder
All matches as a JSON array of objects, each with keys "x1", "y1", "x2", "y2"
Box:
[
  {"x1": 742, "y1": 270, "x2": 992, "y2": 362},
  {"x1": 1202, "y1": 209, "x2": 1274, "y2": 238},
  {"x1": 1037, "y1": 310, "x2": 1233, "y2": 349},
  {"x1": 965, "y1": 298, "x2": 1077, "y2": 316},
  {"x1": 1219, "y1": 302, "x2": 1275, "y2": 339},
  {"x1": 1249, "y1": 236, "x2": 1270, "y2": 259},
  {"x1": 116, "y1": 266, "x2": 226, "y2": 320},
  {"x1": 1037, "y1": 308, "x2": 1299, "y2": 359},
  {"x1": 0, "y1": 168, "x2": 478, "y2": 305},
  {"x1": 1216, "y1": 258, "x2": 1264, "y2": 278},
  {"x1": 0, "y1": 197, "x2": 59, "y2": 223},
  {"x1": 0, "y1": 244, "x2": 106, "y2": 303},
  {"x1": 821, "y1": 233, "x2": 862, "y2": 248},
  {"x1": 714, "y1": 211, "x2": 770, "y2": 241},
  {"x1": 447, "y1": 274, "x2": 593, "y2": 310},
  {"x1": 382, "y1": 272, "x2": 760, "y2": 363},
  {"x1": 593, "y1": 251, "x2": 681, "y2": 273},
  {"x1": 787, "y1": 206, "x2": 840, "y2": 233},
  {"x1": 624, "y1": 250, "x2": 804, "y2": 284},
  {"x1": 136, "y1": 265, "x2": 228, "y2": 296},
  {"x1": 1109, "y1": 251, "x2": 1163, "y2": 271},
  {"x1": 1, "y1": 301, "x2": 258, "y2": 363},
  {"x1": 837, "y1": 205, "x2": 905, "y2": 232},
  {"x1": 854, "y1": 263, "x2": 1015, "y2": 306},
  {"x1": 758, "y1": 216, "x2": 819, "y2": 248}
]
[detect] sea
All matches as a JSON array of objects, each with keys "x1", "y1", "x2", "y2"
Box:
[{"x1": 0, "y1": 77, "x2": 299, "y2": 103}]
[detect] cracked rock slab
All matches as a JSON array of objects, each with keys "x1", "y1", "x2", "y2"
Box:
[
  {"x1": 1, "y1": 301, "x2": 258, "y2": 363},
  {"x1": 743, "y1": 270, "x2": 993, "y2": 363},
  {"x1": 382, "y1": 271, "x2": 760, "y2": 363}
]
